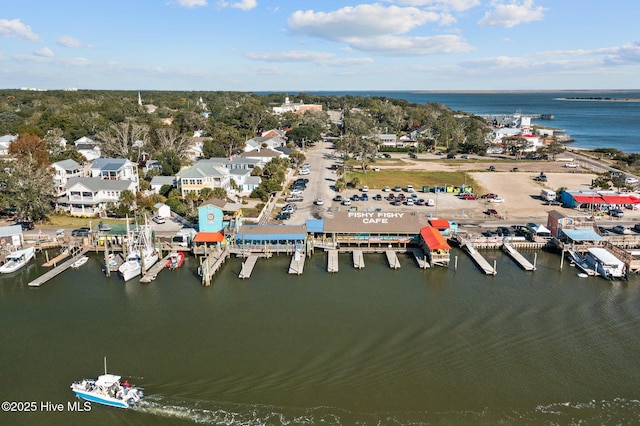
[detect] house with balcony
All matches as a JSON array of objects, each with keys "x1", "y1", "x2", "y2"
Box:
[
  {"x1": 90, "y1": 158, "x2": 140, "y2": 193},
  {"x1": 57, "y1": 177, "x2": 137, "y2": 217},
  {"x1": 74, "y1": 136, "x2": 101, "y2": 161},
  {"x1": 175, "y1": 159, "x2": 231, "y2": 197},
  {"x1": 244, "y1": 135, "x2": 287, "y2": 152},
  {"x1": 52, "y1": 159, "x2": 85, "y2": 196}
]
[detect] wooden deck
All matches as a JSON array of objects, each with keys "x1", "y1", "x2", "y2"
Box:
[
  {"x1": 28, "y1": 249, "x2": 89, "y2": 287},
  {"x1": 288, "y1": 251, "x2": 305, "y2": 275},
  {"x1": 411, "y1": 248, "x2": 430, "y2": 269},
  {"x1": 352, "y1": 250, "x2": 365, "y2": 269},
  {"x1": 139, "y1": 254, "x2": 172, "y2": 283},
  {"x1": 239, "y1": 255, "x2": 259, "y2": 279},
  {"x1": 462, "y1": 243, "x2": 496, "y2": 275},
  {"x1": 385, "y1": 250, "x2": 401, "y2": 269},
  {"x1": 502, "y1": 243, "x2": 536, "y2": 271},
  {"x1": 327, "y1": 250, "x2": 339, "y2": 273}
]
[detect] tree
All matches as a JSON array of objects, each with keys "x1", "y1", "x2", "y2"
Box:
[
  {"x1": 0, "y1": 158, "x2": 54, "y2": 221},
  {"x1": 8, "y1": 133, "x2": 50, "y2": 166},
  {"x1": 96, "y1": 121, "x2": 149, "y2": 161},
  {"x1": 152, "y1": 127, "x2": 190, "y2": 161}
]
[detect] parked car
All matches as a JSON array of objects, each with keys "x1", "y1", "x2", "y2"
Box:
[
  {"x1": 633, "y1": 223, "x2": 640, "y2": 233},
  {"x1": 18, "y1": 221, "x2": 35, "y2": 230},
  {"x1": 314, "y1": 198, "x2": 324, "y2": 206},
  {"x1": 361, "y1": 194, "x2": 369, "y2": 201},
  {"x1": 612, "y1": 225, "x2": 627, "y2": 234},
  {"x1": 461, "y1": 193, "x2": 478, "y2": 200},
  {"x1": 564, "y1": 162, "x2": 578, "y2": 168},
  {"x1": 485, "y1": 209, "x2": 499, "y2": 217},
  {"x1": 497, "y1": 226, "x2": 512, "y2": 236},
  {"x1": 351, "y1": 194, "x2": 360, "y2": 201},
  {"x1": 409, "y1": 153, "x2": 417, "y2": 159},
  {"x1": 598, "y1": 226, "x2": 610, "y2": 236},
  {"x1": 373, "y1": 194, "x2": 382, "y2": 201},
  {"x1": 406, "y1": 185, "x2": 415, "y2": 192},
  {"x1": 71, "y1": 227, "x2": 91, "y2": 237},
  {"x1": 447, "y1": 153, "x2": 456, "y2": 159},
  {"x1": 361, "y1": 186, "x2": 369, "y2": 192},
  {"x1": 383, "y1": 186, "x2": 391, "y2": 192},
  {"x1": 610, "y1": 208, "x2": 624, "y2": 218},
  {"x1": 488, "y1": 165, "x2": 496, "y2": 172},
  {"x1": 481, "y1": 193, "x2": 498, "y2": 199},
  {"x1": 405, "y1": 199, "x2": 414, "y2": 206},
  {"x1": 489, "y1": 197, "x2": 505, "y2": 203},
  {"x1": 342, "y1": 199, "x2": 352, "y2": 206},
  {"x1": 275, "y1": 212, "x2": 291, "y2": 221},
  {"x1": 333, "y1": 195, "x2": 343, "y2": 202},
  {"x1": 394, "y1": 185, "x2": 402, "y2": 192}
]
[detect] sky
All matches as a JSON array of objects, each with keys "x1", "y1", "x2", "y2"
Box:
[{"x1": 1, "y1": 0, "x2": 639, "y2": 91}]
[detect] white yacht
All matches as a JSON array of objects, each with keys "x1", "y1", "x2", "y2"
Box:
[{"x1": 0, "y1": 246, "x2": 35, "y2": 273}]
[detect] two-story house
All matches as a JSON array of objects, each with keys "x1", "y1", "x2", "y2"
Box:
[
  {"x1": 57, "y1": 177, "x2": 137, "y2": 217},
  {"x1": 90, "y1": 158, "x2": 140, "y2": 193},
  {"x1": 175, "y1": 159, "x2": 231, "y2": 197},
  {"x1": 74, "y1": 136, "x2": 101, "y2": 161},
  {"x1": 51, "y1": 159, "x2": 85, "y2": 197}
]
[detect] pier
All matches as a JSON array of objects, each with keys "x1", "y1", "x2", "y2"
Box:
[
  {"x1": 288, "y1": 250, "x2": 305, "y2": 275},
  {"x1": 502, "y1": 243, "x2": 536, "y2": 271},
  {"x1": 239, "y1": 255, "x2": 259, "y2": 279},
  {"x1": 462, "y1": 243, "x2": 496, "y2": 275},
  {"x1": 411, "y1": 248, "x2": 430, "y2": 269},
  {"x1": 200, "y1": 246, "x2": 231, "y2": 286},
  {"x1": 28, "y1": 249, "x2": 89, "y2": 287},
  {"x1": 352, "y1": 250, "x2": 365, "y2": 269},
  {"x1": 139, "y1": 253, "x2": 172, "y2": 283},
  {"x1": 385, "y1": 250, "x2": 401, "y2": 269},
  {"x1": 327, "y1": 250, "x2": 339, "y2": 273}
]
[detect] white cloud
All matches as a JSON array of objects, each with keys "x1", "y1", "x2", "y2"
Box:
[
  {"x1": 394, "y1": 0, "x2": 482, "y2": 12},
  {"x1": 217, "y1": 0, "x2": 257, "y2": 11},
  {"x1": 0, "y1": 18, "x2": 39, "y2": 41},
  {"x1": 350, "y1": 34, "x2": 473, "y2": 56},
  {"x1": 288, "y1": 4, "x2": 441, "y2": 41},
  {"x1": 244, "y1": 49, "x2": 373, "y2": 67},
  {"x1": 57, "y1": 35, "x2": 90, "y2": 48},
  {"x1": 34, "y1": 47, "x2": 54, "y2": 58},
  {"x1": 478, "y1": 0, "x2": 546, "y2": 28},
  {"x1": 177, "y1": 0, "x2": 207, "y2": 7}
]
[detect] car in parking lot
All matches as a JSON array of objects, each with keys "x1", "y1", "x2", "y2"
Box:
[
  {"x1": 497, "y1": 226, "x2": 512, "y2": 236},
  {"x1": 394, "y1": 185, "x2": 402, "y2": 192},
  {"x1": 610, "y1": 208, "x2": 624, "y2": 218},
  {"x1": 564, "y1": 162, "x2": 578, "y2": 168},
  {"x1": 361, "y1": 186, "x2": 369, "y2": 192},
  {"x1": 351, "y1": 194, "x2": 360, "y2": 201},
  {"x1": 152, "y1": 216, "x2": 166, "y2": 224},
  {"x1": 315, "y1": 198, "x2": 324, "y2": 206},
  {"x1": 489, "y1": 197, "x2": 505, "y2": 203},
  {"x1": 17, "y1": 221, "x2": 35, "y2": 230},
  {"x1": 612, "y1": 225, "x2": 627, "y2": 234},
  {"x1": 373, "y1": 194, "x2": 382, "y2": 201},
  {"x1": 481, "y1": 193, "x2": 498, "y2": 199},
  {"x1": 333, "y1": 195, "x2": 342, "y2": 202},
  {"x1": 361, "y1": 194, "x2": 369, "y2": 201},
  {"x1": 485, "y1": 209, "x2": 499, "y2": 217},
  {"x1": 342, "y1": 199, "x2": 352, "y2": 206},
  {"x1": 460, "y1": 193, "x2": 478, "y2": 200},
  {"x1": 71, "y1": 227, "x2": 91, "y2": 237},
  {"x1": 405, "y1": 199, "x2": 414, "y2": 206},
  {"x1": 406, "y1": 185, "x2": 415, "y2": 192},
  {"x1": 276, "y1": 212, "x2": 291, "y2": 221},
  {"x1": 383, "y1": 186, "x2": 391, "y2": 192},
  {"x1": 598, "y1": 226, "x2": 610, "y2": 236},
  {"x1": 633, "y1": 223, "x2": 640, "y2": 233}
]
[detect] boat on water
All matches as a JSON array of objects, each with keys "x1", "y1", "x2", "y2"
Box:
[
  {"x1": 583, "y1": 247, "x2": 627, "y2": 280},
  {"x1": 70, "y1": 256, "x2": 89, "y2": 268},
  {"x1": 0, "y1": 246, "x2": 35, "y2": 274},
  {"x1": 119, "y1": 219, "x2": 158, "y2": 282},
  {"x1": 70, "y1": 357, "x2": 143, "y2": 409},
  {"x1": 165, "y1": 251, "x2": 185, "y2": 269},
  {"x1": 566, "y1": 250, "x2": 597, "y2": 276}
]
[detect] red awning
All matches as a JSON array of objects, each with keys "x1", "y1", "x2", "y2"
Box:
[
  {"x1": 420, "y1": 226, "x2": 451, "y2": 250},
  {"x1": 600, "y1": 195, "x2": 640, "y2": 204},
  {"x1": 572, "y1": 195, "x2": 604, "y2": 204},
  {"x1": 428, "y1": 219, "x2": 450, "y2": 229},
  {"x1": 193, "y1": 232, "x2": 225, "y2": 243}
]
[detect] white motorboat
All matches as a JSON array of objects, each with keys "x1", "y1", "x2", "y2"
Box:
[
  {"x1": 583, "y1": 247, "x2": 627, "y2": 280},
  {"x1": 0, "y1": 246, "x2": 35, "y2": 273},
  {"x1": 119, "y1": 219, "x2": 158, "y2": 281},
  {"x1": 70, "y1": 256, "x2": 89, "y2": 268},
  {"x1": 70, "y1": 357, "x2": 143, "y2": 409}
]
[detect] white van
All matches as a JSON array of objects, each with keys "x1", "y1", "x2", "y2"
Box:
[{"x1": 540, "y1": 188, "x2": 556, "y2": 202}]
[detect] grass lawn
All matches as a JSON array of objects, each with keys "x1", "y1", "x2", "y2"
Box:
[
  {"x1": 40, "y1": 215, "x2": 128, "y2": 228},
  {"x1": 346, "y1": 170, "x2": 479, "y2": 192}
]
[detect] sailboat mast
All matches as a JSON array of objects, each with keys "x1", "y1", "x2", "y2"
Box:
[{"x1": 104, "y1": 356, "x2": 107, "y2": 375}]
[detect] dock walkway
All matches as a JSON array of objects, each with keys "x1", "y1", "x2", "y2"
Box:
[
  {"x1": 463, "y1": 243, "x2": 496, "y2": 275},
  {"x1": 288, "y1": 250, "x2": 305, "y2": 275},
  {"x1": 327, "y1": 250, "x2": 339, "y2": 273},
  {"x1": 28, "y1": 249, "x2": 89, "y2": 287},
  {"x1": 239, "y1": 255, "x2": 259, "y2": 279},
  {"x1": 502, "y1": 243, "x2": 536, "y2": 271},
  {"x1": 352, "y1": 250, "x2": 365, "y2": 269},
  {"x1": 385, "y1": 250, "x2": 401, "y2": 269},
  {"x1": 139, "y1": 254, "x2": 172, "y2": 283},
  {"x1": 411, "y1": 248, "x2": 430, "y2": 269}
]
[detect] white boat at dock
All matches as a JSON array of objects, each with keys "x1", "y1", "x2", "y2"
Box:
[
  {"x1": 567, "y1": 250, "x2": 597, "y2": 276},
  {"x1": 583, "y1": 247, "x2": 627, "y2": 280},
  {"x1": 70, "y1": 256, "x2": 89, "y2": 268},
  {"x1": 119, "y1": 219, "x2": 158, "y2": 282},
  {"x1": 0, "y1": 246, "x2": 35, "y2": 274},
  {"x1": 70, "y1": 357, "x2": 143, "y2": 409}
]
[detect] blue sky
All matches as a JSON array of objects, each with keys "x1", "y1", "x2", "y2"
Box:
[{"x1": 1, "y1": 0, "x2": 639, "y2": 91}]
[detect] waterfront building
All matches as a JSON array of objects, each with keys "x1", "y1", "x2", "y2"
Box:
[
  {"x1": 176, "y1": 159, "x2": 231, "y2": 197},
  {"x1": 419, "y1": 226, "x2": 451, "y2": 267},
  {"x1": 51, "y1": 159, "x2": 84, "y2": 197},
  {"x1": 57, "y1": 177, "x2": 137, "y2": 217},
  {"x1": 90, "y1": 158, "x2": 140, "y2": 193},
  {"x1": 560, "y1": 190, "x2": 640, "y2": 211},
  {"x1": 197, "y1": 198, "x2": 242, "y2": 233}
]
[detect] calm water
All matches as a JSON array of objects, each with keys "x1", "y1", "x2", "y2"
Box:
[
  {"x1": 2, "y1": 249, "x2": 640, "y2": 425},
  {"x1": 300, "y1": 90, "x2": 640, "y2": 153}
]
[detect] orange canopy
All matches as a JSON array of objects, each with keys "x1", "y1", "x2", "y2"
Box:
[
  {"x1": 428, "y1": 219, "x2": 450, "y2": 229},
  {"x1": 420, "y1": 226, "x2": 451, "y2": 250},
  {"x1": 193, "y1": 232, "x2": 225, "y2": 243}
]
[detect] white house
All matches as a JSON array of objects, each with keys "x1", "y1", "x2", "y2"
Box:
[
  {"x1": 376, "y1": 134, "x2": 397, "y2": 148},
  {"x1": 149, "y1": 176, "x2": 176, "y2": 194},
  {"x1": 57, "y1": 177, "x2": 137, "y2": 217},
  {"x1": 74, "y1": 136, "x2": 101, "y2": 161},
  {"x1": 0, "y1": 134, "x2": 17, "y2": 156},
  {"x1": 175, "y1": 159, "x2": 231, "y2": 197},
  {"x1": 51, "y1": 159, "x2": 84, "y2": 196},
  {"x1": 153, "y1": 202, "x2": 171, "y2": 218},
  {"x1": 244, "y1": 136, "x2": 287, "y2": 152},
  {"x1": 90, "y1": 158, "x2": 140, "y2": 193}
]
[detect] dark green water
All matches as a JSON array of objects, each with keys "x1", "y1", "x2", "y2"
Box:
[{"x1": 1, "y1": 249, "x2": 640, "y2": 425}]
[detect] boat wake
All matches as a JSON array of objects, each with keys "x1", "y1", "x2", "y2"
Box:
[{"x1": 134, "y1": 395, "x2": 640, "y2": 425}]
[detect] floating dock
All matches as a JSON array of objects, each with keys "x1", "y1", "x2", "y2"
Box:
[
  {"x1": 139, "y1": 254, "x2": 172, "y2": 283},
  {"x1": 28, "y1": 249, "x2": 89, "y2": 287},
  {"x1": 502, "y1": 243, "x2": 536, "y2": 271},
  {"x1": 411, "y1": 248, "x2": 430, "y2": 269},
  {"x1": 463, "y1": 243, "x2": 496, "y2": 275},
  {"x1": 385, "y1": 250, "x2": 401, "y2": 269},
  {"x1": 352, "y1": 250, "x2": 365, "y2": 269},
  {"x1": 239, "y1": 255, "x2": 259, "y2": 279},
  {"x1": 327, "y1": 250, "x2": 339, "y2": 273},
  {"x1": 288, "y1": 250, "x2": 304, "y2": 275}
]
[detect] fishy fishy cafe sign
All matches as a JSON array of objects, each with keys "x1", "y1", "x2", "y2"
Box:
[{"x1": 348, "y1": 211, "x2": 404, "y2": 224}]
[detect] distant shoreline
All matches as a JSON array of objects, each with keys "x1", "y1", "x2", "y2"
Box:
[{"x1": 556, "y1": 97, "x2": 640, "y2": 102}]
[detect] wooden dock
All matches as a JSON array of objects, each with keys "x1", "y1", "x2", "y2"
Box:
[
  {"x1": 139, "y1": 254, "x2": 172, "y2": 283},
  {"x1": 502, "y1": 243, "x2": 536, "y2": 271},
  {"x1": 201, "y1": 246, "x2": 230, "y2": 286},
  {"x1": 411, "y1": 248, "x2": 430, "y2": 269},
  {"x1": 385, "y1": 250, "x2": 401, "y2": 269},
  {"x1": 463, "y1": 243, "x2": 496, "y2": 275},
  {"x1": 239, "y1": 255, "x2": 259, "y2": 279},
  {"x1": 352, "y1": 250, "x2": 365, "y2": 269},
  {"x1": 28, "y1": 249, "x2": 89, "y2": 287},
  {"x1": 327, "y1": 249, "x2": 339, "y2": 273},
  {"x1": 288, "y1": 250, "x2": 305, "y2": 275}
]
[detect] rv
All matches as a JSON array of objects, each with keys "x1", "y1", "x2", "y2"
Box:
[{"x1": 540, "y1": 188, "x2": 556, "y2": 202}]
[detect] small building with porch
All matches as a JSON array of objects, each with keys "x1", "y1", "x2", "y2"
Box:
[{"x1": 419, "y1": 226, "x2": 451, "y2": 267}]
